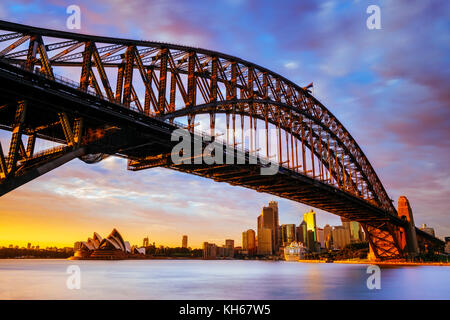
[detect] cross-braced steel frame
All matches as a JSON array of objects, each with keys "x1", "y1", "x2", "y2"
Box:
[{"x1": 0, "y1": 21, "x2": 443, "y2": 260}]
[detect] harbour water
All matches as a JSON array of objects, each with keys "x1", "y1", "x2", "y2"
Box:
[{"x1": 0, "y1": 259, "x2": 448, "y2": 299}]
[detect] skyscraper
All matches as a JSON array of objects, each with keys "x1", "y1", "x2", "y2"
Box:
[
  {"x1": 304, "y1": 209, "x2": 317, "y2": 251},
  {"x1": 268, "y1": 201, "x2": 280, "y2": 252},
  {"x1": 257, "y1": 205, "x2": 277, "y2": 255},
  {"x1": 247, "y1": 229, "x2": 256, "y2": 255},
  {"x1": 316, "y1": 228, "x2": 325, "y2": 248},
  {"x1": 324, "y1": 224, "x2": 333, "y2": 249},
  {"x1": 281, "y1": 224, "x2": 296, "y2": 246},
  {"x1": 242, "y1": 229, "x2": 256, "y2": 255},
  {"x1": 182, "y1": 235, "x2": 188, "y2": 248},
  {"x1": 297, "y1": 220, "x2": 307, "y2": 244},
  {"x1": 143, "y1": 236, "x2": 149, "y2": 247},
  {"x1": 242, "y1": 231, "x2": 248, "y2": 250}
]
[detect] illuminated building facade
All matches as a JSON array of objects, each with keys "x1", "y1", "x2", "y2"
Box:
[
  {"x1": 182, "y1": 235, "x2": 188, "y2": 248},
  {"x1": 281, "y1": 224, "x2": 296, "y2": 247}
]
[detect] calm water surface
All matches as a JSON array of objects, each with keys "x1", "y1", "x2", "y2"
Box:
[{"x1": 0, "y1": 259, "x2": 448, "y2": 299}]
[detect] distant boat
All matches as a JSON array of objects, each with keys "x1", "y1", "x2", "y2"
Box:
[{"x1": 284, "y1": 242, "x2": 306, "y2": 261}]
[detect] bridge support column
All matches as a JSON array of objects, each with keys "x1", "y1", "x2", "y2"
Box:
[{"x1": 398, "y1": 196, "x2": 419, "y2": 259}]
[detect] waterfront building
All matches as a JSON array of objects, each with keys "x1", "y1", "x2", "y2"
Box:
[
  {"x1": 284, "y1": 242, "x2": 306, "y2": 261},
  {"x1": 331, "y1": 226, "x2": 351, "y2": 249},
  {"x1": 316, "y1": 228, "x2": 325, "y2": 248},
  {"x1": 71, "y1": 229, "x2": 135, "y2": 260},
  {"x1": 182, "y1": 235, "x2": 188, "y2": 248},
  {"x1": 74, "y1": 241, "x2": 82, "y2": 251},
  {"x1": 225, "y1": 239, "x2": 234, "y2": 257},
  {"x1": 420, "y1": 224, "x2": 435, "y2": 237},
  {"x1": 281, "y1": 224, "x2": 296, "y2": 247},
  {"x1": 203, "y1": 242, "x2": 217, "y2": 259},
  {"x1": 323, "y1": 224, "x2": 333, "y2": 249}
]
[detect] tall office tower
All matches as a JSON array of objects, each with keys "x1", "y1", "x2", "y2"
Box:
[
  {"x1": 281, "y1": 224, "x2": 296, "y2": 246},
  {"x1": 298, "y1": 220, "x2": 307, "y2": 244},
  {"x1": 257, "y1": 205, "x2": 277, "y2": 254},
  {"x1": 247, "y1": 229, "x2": 256, "y2": 255},
  {"x1": 242, "y1": 231, "x2": 248, "y2": 250},
  {"x1": 304, "y1": 209, "x2": 317, "y2": 251},
  {"x1": 143, "y1": 236, "x2": 149, "y2": 247},
  {"x1": 323, "y1": 224, "x2": 333, "y2": 249},
  {"x1": 268, "y1": 201, "x2": 280, "y2": 252},
  {"x1": 182, "y1": 235, "x2": 188, "y2": 248},
  {"x1": 257, "y1": 228, "x2": 273, "y2": 255},
  {"x1": 296, "y1": 226, "x2": 304, "y2": 244}
]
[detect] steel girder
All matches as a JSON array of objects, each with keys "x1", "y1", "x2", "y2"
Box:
[{"x1": 0, "y1": 20, "x2": 443, "y2": 260}]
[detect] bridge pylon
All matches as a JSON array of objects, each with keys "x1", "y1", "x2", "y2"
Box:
[{"x1": 397, "y1": 196, "x2": 419, "y2": 258}]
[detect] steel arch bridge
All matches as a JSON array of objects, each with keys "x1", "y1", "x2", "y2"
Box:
[{"x1": 0, "y1": 21, "x2": 443, "y2": 260}]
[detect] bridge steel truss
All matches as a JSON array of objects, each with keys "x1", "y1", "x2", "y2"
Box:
[{"x1": 0, "y1": 21, "x2": 442, "y2": 260}]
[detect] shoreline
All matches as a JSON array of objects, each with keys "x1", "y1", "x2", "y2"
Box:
[{"x1": 297, "y1": 259, "x2": 450, "y2": 267}]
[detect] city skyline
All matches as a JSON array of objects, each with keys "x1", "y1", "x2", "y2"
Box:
[{"x1": 0, "y1": 0, "x2": 449, "y2": 249}]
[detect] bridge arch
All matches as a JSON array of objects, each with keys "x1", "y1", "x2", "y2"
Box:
[{"x1": 0, "y1": 20, "x2": 443, "y2": 260}]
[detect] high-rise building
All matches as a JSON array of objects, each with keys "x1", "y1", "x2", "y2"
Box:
[
  {"x1": 281, "y1": 224, "x2": 296, "y2": 247},
  {"x1": 331, "y1": 226, "x2": 351, "y2": 249},
  {"x1": 182, "y1": 235, "x2": 188, "y2": 248},
  {"x1": 247, "y1": 229, "x2": 256, "y2": 255},
  {"x1": 297, "y1": 220, "x2": 307, "y2": 245},
  {"x1": 257, "y1": 228, "x2": 272, "y2": 255},
  {"x1": 323, "y1": 224, "x2": 333, "y2": 249},
  {"x1": 304, "y1": 209, "x2": 317, "y2": 251},
  {"x1": 268, "y1": 201, "x2": 280, "y2": 252},
  {"x1": 316, "y1": 228, "x2": 325, "y2": 248},
  {"x1": 143, "y1": 236, "x2": 149, "y2": 247},
  {"x1": 420, "y1": 224, "x2": 435, "y2": 237},
  {"x1": 242, "y1": 231, "x2": 248, "y2": 251},
  {"x1": 27, "y1": 243, "x2": 31, "y2": 249},
  {"x1": 257, "y1": 205, "x2": 278, "y2": 255}
]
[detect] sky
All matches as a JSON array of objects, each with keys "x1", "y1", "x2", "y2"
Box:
[{"x1": 0, "y1": 0, "x2": 449, "y2": 248}]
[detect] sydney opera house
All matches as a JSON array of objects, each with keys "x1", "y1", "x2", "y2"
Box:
[{"x1": 70, "y1": 228, "x2": 145, "y2": 260}]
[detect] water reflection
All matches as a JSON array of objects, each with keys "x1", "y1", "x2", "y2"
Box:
[{"x1": 0, "y1": 259, "x2": 448, "y2": 299}]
